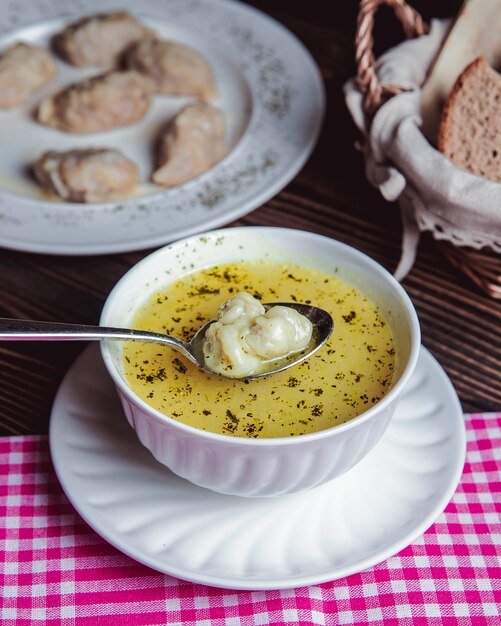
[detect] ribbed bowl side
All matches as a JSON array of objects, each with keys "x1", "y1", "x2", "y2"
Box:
[{"x1": 117, "y1": 389, "x2": 400, "y2": 497}]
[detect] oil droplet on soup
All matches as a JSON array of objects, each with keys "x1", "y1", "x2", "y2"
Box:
[{"x1": 122, "y1": 261, "x2": 396, "y2": 438}]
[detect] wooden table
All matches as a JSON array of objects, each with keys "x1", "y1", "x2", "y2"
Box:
[{"x1": 0, "y1": 0, "x2": 499, "y2": 436}]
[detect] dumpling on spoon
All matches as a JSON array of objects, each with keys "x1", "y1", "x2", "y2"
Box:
[
  {"x1": 152, "y1": 102, "x2": 229, "y2": 187},
  {"x1": 0, "y1": 43, "x2": 56, "y2": 109},
  {"x1": 37, "y1": 70, "x2": 155, "y2": 133},
  {"x1": 125, "y1": 38, "x2": 217, "y2": 100},
  {"x1": 53, "y1": 11, "x2": 154, "y2": 68},
  {"x1": 33, "y1": 147, "x2": 140, "y2": 203}
]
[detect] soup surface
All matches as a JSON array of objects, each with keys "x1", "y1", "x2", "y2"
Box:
[{"x1": 123, "y1": 261, "x2": 396, "y2": 438}]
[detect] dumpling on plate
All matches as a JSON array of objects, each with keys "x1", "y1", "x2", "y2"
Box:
[
  {"x1": 125, "y1": 38, "x2": 217, "y2": 100},
  {"x1": 33, "y1": 147, "x2": 140, "y2": 203},
  {"x1": 53, "y1": 11, "x2": 154, "y2": 68},
  {"x1": 37, "y1": 70, "x2": 155, "y2": 133},
  {"x1": 0, "y1": 42, "x2": 56, "y2": 109},
  {"x1": 152, "y1": 102, "x2": 229, "y2": 187}
]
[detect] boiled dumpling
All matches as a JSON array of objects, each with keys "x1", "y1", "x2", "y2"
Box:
[
  {"x1": 37, "y1": 70, "x2": 155, "y2": 133},
  {"x1": 203, "y1": 293, "x2": 314, "y2": 378},
  {"x1": 33, "y1": 147, "x2": 140, "y2": 203},
  {"x1": 125, "y1": 38, "x2": 216, "y2": 100},
  {"x1": 0, "y1": 43, "x2": 56, "y2": 109},
  {"x1": 152, "y1": 102, "x2": 228, "y2": 187},
  {"x1": 53, "y1": 11, "x2": 154, "y2": 68}
]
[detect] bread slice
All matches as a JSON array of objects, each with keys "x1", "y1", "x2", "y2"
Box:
[
  {"x1": 438, "y1": 56, "x2": 501, "y2": 183},
  {"x1": 420, "y1": 0, "x2": 501, "y2": 144}
]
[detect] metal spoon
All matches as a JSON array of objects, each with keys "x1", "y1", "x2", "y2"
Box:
[{"x1": 0, "y1": 303, "x2": 333, "y2": 379}]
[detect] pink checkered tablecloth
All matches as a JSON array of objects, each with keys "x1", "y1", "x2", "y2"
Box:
[{"x1": 0, "y1": 413, "x2": 499, "y2": 626}]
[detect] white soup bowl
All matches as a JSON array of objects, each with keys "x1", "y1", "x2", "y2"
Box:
[{"x1": 100, "y1": 227, "x2": 420, "y2": 497}]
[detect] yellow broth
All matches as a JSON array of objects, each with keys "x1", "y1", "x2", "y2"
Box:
[{"x1": 122, "y1": 261, "x2": 396, "y2": 438}]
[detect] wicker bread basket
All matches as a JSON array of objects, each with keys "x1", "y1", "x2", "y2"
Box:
[{"x1": 354, "y1": 0, "x2": 501, "y2": 298}]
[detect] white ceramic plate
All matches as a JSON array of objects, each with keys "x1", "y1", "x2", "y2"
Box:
[
  {"x1": 0, "y1": 0, "x2": 324, "y2": 255},
  {"x1": 49, "y1": 344, "x2": 466, "y2": 590}
]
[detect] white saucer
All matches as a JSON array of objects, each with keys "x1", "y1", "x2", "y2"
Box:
[{"x1": 49, "y1": 344, "x2": 466, "y2": 590}]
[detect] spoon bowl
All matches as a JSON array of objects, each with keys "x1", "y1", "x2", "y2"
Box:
[{"x1": 0, "y1": 303, "x2": 333, "y2": 380}]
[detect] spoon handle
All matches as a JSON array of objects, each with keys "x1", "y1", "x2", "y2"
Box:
[
  {"x1": 0, "y1": 318, "x2": 195, "y2": 362},
  {"x1": 0, "y1": 317, "x2": 148, "y2": 341}
]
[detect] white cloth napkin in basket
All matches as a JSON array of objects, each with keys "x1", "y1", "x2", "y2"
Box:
[{"x1": 344, "y1": 19, "x2": 501, "y2": 280}]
